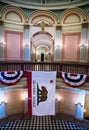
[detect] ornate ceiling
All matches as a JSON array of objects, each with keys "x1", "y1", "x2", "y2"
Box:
[{"x1": 0, "y1": 0, "x2": 89, "y2": 10}]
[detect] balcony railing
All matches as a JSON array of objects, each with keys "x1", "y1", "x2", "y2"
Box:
[{"x1": 0, "y1": 61, "x2": 89, "y2": 77}]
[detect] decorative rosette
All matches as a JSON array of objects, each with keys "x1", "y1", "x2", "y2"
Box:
[
  {"x1": 0, "y1": 71, "x2": 23, "y2": 85},
  {"x1": 60, "y1": 71, "x2": 89, "y2": 88}
]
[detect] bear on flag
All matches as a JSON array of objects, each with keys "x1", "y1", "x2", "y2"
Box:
[{"x1": 27, "y1": 71, "x2": 56, "y2": 116}]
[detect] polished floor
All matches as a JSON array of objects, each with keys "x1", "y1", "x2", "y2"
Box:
[{"x1": 0, "y1": 116, "x2": 87, "y2": 130}]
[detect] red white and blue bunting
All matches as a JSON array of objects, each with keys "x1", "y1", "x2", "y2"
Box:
[
  {"x1": 0, "y1": 71, "x2": 23, "y2": 85},
  {"x1": 60, "y1": 71, "x2": 89, "y2": 88}
]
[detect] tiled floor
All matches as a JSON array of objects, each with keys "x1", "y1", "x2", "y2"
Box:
[{"x1": 0, "y1": 116, "x2": 87, "y2": 130}]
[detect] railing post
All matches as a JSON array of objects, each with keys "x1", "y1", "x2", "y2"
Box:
[{"x1": 21, "y1": 62, "x2": 24, "y2": 71}]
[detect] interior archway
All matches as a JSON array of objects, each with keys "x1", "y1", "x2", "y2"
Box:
[{"x1": 31, "y1": 31, "x2": 54, "y2": 62}]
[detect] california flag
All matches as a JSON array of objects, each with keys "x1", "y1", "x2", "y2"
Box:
[{"x1": 27, "y1": 71, "x2": 56, "y2": 116}]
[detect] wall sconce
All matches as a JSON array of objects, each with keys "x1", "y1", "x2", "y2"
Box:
[
  {"x1": 55, "y1": 93, "x2": 62, "y2": 101},
  {"x1": 0, "y1": 41, "x2": 5, "y2": 46},
  {"x1": 23, "y1": 91, "x2": 28, "y2": 100},
  {"x1": 79, "y1": 43, "x2": 88, "y2": 48},
  {"x1": 83, "y1": 109, "x2": 86, "y2": 113},
  {"x1": 36, "y1": 50, "x2": 39, "y2": 55},
  {"x1": 55, "y1": 44, "x2": 62, "y2": 49},
  {"x1": 24, "y1": 43, "x2": 30, "y2": 48}
]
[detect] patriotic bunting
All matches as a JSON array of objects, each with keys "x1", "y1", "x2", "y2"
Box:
[
  {"x1": 0, "y1": 71, "x2": 23, "y2": 85},
  {"x1": 27, "y1": 71, "x2": 56, "y2": 116},
  {"x1": 60, "y1": 71, "x2": 89, "y2": 88}
]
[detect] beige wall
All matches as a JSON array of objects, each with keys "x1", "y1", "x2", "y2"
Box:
[
  {"x1": 58, "y1": 89, "x2": 78, "y2": 116},
  {"x1": 5, "y1": 89, "x2": 24, "y2": 116},
  {"x1": 84, "y1": 94, "x2": 89, "y2": 118}
]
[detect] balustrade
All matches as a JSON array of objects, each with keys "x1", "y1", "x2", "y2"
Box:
[{"x1": 0, "y1": 61, "x2": 89, "y2": 77}]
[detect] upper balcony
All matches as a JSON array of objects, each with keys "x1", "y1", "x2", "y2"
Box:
[{"x1": 0, "y1": 61, "x2": 89, "y2": 77}]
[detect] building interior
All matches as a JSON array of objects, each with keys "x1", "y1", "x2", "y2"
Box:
[{"x1": 0, "y1": 0, "x2": 89, "y2": 129}]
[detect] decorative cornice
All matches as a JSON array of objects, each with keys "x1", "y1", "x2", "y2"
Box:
[
  {"x1": 24, "y1": 24, "x2": 30, "y2": 29},
  {"x1": 56, "y1": 25, "x2": 62, "y2": 30},
  {"x1": 82, "y1": 22, "x2": 88, "y2": 28},
  {"x1": 0, "y1": 18, "x2": 3, "y2": 25},
  {"x1": 0, "y1": 0, "x2": 89, "y2": 10}
]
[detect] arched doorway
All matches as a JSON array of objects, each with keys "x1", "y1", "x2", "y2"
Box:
[
  {"x1": 31, "y1": 31, "x2": 54, "y2": 62},
  {"x1": 41, "y1": 52, "x2": 44, "y2": 61}
]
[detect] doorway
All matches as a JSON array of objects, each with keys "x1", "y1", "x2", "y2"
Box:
[{"x1": 41, "y1": 53, "x2": 44, "y2": 61}]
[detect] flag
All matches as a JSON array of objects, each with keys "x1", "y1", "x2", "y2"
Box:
[{"x1": 27, "y1": 71, "x2": 56, "y2": 116}]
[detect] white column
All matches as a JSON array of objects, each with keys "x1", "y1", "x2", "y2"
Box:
[
  {"x1": 23, "y1": 89, "x2": 28, "y2": 113},
  {"x1": 80, "y1": 23, "x2": 88, "y2": 62},
  {"x1": 24, "y1": 25, "x2": 31, "y2": 61},
  {"x1": 0, "y1": 91, "x2": 6, "y2": 119},
  {"x1": 54, "y1": 26, "x2": 62, "y2": 61},
  {"x1": 0, "y1": 21, "x2": 4, "y2": 61},
  {"x1": 75, "y1": 90, "x2": 85, "y2": 119}
]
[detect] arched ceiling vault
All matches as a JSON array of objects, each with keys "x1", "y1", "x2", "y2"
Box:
[{"x1": 31, "y1": 31, "x2": 54, "y2": 49}]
